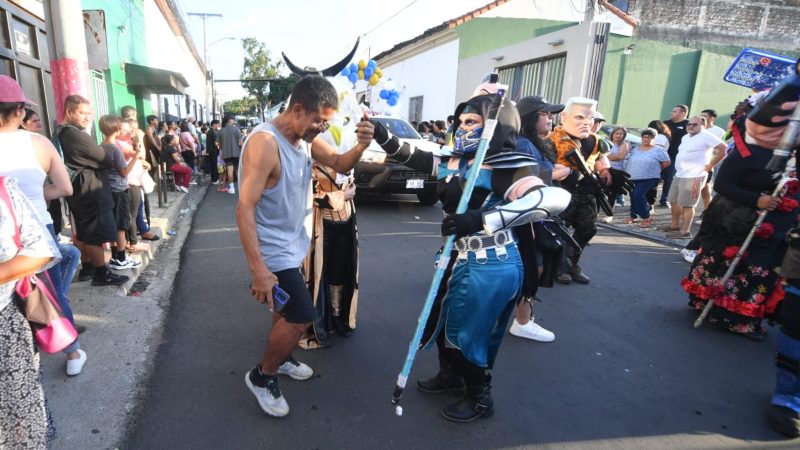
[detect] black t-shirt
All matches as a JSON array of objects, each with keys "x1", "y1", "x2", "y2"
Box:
[
  {"x1": 160, "y1": 144, "x2": 181, "y2": 165},
  {"x1": 663, "y1": 119, "x2": 688, "y2": 160},
  {"x1": 58, "y1": 124, "x2": 114, "y2": 212},
  {"x1": 206, "y1": 128, "x2": 219, "y2": 153}
]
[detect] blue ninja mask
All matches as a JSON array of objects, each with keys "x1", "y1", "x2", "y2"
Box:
[{"x1": 453, "y1": 127, "x2": 483, "y2": 157}]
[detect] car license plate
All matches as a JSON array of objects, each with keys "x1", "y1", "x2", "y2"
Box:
[{"x1": 406, "y1": 179, "x2": 424, "y2": 189}]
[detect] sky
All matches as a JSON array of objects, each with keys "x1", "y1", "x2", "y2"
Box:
[{"x1": 173, "y1": 0, "x2": 495, "y2": 105}]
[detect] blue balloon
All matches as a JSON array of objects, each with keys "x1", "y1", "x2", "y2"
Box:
[
  {"x1": 348, "y1": 72, "x2": 358, "y2": 84},
  {"x1": 387, "y1": 97, "x2": 398, "y2": 107},
  {"x1": 364, "y1": 67, "x2": 374, "y2": 78},
  {"x1": 368, "y1": 60, "x2": 377, "y2": 69},
  {"x1": 340, "y1": 68, "x2": 349, "y2": 77},
  {"x1": 349, "y1": 63, "x2": 358, "y2": 73},
  {"x1": 380, "y1": 89, "x2": 389, "y2": 99}
]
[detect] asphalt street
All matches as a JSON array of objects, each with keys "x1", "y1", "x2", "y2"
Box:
[{"x1": 124, "y1": 190, "x2": 800, "y2": 449}]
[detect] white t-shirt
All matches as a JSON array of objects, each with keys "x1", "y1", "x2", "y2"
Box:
[
  {"x1": 706, "y1": 125, "x2": 725, "y2": 140},
  {"x1": 674, "y1": 131, "x2": 724, "y2": 178},
  {"x1": 654, "y1": 134, "x2": 669, "y2": 150}
]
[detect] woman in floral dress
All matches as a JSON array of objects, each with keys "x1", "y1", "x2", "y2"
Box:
[
  {"x1": 1, "y1": 176, "x2": 61, "y2": 447},
  {"x1": 681, "y1": 118, "x2": 796, "y2": 340}
]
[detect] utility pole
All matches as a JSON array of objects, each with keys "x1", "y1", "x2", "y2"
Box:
[
  {"x1": 44, "y1": 0, "x2": 92, "y2": 124},
  {"x1": 187, "y1": 12, "x2": 222, "y2": 121}
]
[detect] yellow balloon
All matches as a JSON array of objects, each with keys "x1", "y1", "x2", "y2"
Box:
[
  {"x1": 375, "y1": 69, "x2": 383, "y2": 78},
  {"x1": 358, "y1": 60, "x2": 367, "y2": 70},
  {"x1": 357, "y1": 69, "x2": 365, "y2": 80},
  {"x1": 369, "y1": 74, "x2": 379, "y2": 86}
]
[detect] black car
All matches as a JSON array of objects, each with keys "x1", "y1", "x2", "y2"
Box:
[{"x1": 354, "y1": 116, "x2": 440, "y2": 205}]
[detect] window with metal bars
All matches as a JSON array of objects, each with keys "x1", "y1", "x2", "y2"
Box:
[{"x1": 497, "y1": 53, "x2": 567, "y2": 103}]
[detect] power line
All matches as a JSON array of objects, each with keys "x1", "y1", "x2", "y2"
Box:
[{"x1": 361, "y1": 0, "x2": 422, "y2": 37}]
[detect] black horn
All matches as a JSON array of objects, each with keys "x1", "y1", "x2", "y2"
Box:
[{"x1": 282, "y1": 37, "x2": 360, "y2": 78}]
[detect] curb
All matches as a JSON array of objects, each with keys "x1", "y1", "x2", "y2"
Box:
[{"x1": 598, "y1": 221, "x2": 686, "y2": 249}]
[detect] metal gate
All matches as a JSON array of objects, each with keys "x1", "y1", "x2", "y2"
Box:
[{"x1": 498, "y1": 53, "x2": 566, "y2": 103}]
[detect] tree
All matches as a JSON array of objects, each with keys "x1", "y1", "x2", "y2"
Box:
[
  {"x1": 240, "y1": 37, "x2": 298, "y2": 116},
  {"x1": 240, "y1": 38, "x2": 282, "y2": 118},
  {"x1": 222, "y1": 96, "x2": 258, "y2": 116}
]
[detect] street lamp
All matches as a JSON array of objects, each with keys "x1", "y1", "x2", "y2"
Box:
[{"x1": 209, "y1": 37, "x2": 236, "y2": 120}]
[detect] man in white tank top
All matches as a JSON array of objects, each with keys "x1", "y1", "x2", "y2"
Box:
[{"x1": 238, "y1": 75, "x2": 375, "y2": 417}]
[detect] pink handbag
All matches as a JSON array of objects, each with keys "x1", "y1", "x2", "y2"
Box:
[{"x1": 0, "y1": 177, "x2": 77, "y2": 353}]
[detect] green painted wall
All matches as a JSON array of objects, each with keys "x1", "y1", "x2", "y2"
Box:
[
  {"x1": 82, "y1": 0, "x2": 151, "y2": 120},
  {"x1": 599, "y1": 35, "x2": 752, "y2": 128},
  {"x1": 455, "y1": 17, "x2": 576, "y2": 60}
]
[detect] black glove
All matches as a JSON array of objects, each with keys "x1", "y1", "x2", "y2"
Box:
[
  {"x1": 607, "y1": 168, "x2": 634, "y2": 196},
  {"x1": 441, "y1": 209, "x2": 484, "y2": 237},
  {"x1": 369, "y1": 119, "x2": 390, "y2": 146}
]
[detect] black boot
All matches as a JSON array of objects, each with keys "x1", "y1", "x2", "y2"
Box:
[
  {"x1": 569, "y1": 265, "x2": 590, "y2": 284},
  {"x1": 416, "y1": 355, "x2": 465, "y2": 395},
  {"x1": 333, "y1": 315, "x2": 352, "y2": 337},
  {"x1": 441, "y1": 375, "x2": 494, "y2": 423},
  {"x1": 769, "y1": 405, "x2": 800, "y2": 438}
]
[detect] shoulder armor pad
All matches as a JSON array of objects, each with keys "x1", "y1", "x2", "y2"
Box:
[{"x1": 484, "y1": 152, "x2": 538, "y2": 169}]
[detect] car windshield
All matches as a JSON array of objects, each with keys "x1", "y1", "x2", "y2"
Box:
[{"x1": 373, "y1": 118, "x2": 420, "y2": 140}]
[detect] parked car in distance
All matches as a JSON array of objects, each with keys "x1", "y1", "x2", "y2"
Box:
[{"x1": 354, "y1": 116, "x2": 441, "y2": 205}]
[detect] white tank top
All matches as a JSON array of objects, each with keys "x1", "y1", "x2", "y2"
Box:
[{"x1": 0, "y1": 130, "x2": 52, "y2": 225}]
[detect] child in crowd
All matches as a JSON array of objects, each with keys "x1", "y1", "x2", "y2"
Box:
[
  {"x1": 217, "y1": 152, "x2": 227, "y2": 192},
  {"x1": 99, "y1": 115, "x2": 142, "y2": 270}
]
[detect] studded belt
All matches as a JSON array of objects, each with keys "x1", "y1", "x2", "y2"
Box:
[{"x1": 453, "y1": 229, "x2": 515, "y2": 253}]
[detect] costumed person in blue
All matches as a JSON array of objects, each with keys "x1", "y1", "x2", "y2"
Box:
[{"x1": 371, "y1": 83, "x2": 571, "y2": 422}]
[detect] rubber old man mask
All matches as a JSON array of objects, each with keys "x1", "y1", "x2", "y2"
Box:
[{"x1": 559, "y1": 98, "x2": 597, "y2": 139}]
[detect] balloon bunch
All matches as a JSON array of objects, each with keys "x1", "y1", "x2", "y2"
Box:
[
  {"x1": 340, "y1": 59, "x2": 383, "y2": 86},
  {"x1": 379, "y1": 88, "x2": 401, "y2": 107}
]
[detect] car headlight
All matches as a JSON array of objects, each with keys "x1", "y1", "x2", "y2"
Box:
[{"x1": 360, "y1": 149, "x2": 387, "y2": 164}]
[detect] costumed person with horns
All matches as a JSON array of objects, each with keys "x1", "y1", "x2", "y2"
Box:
[
  {"x1": 371, "y1": 80, "x2": 571, "y2": 422},
  {"x1": 237, "y1": 66, "x2": 375, "y2": 417},
  {"x1": 298, "y1": 74, "x2": 364, "y2": 349},
  {"x1": 549, "y1": 97, "x2": 632, "y2": 284}
]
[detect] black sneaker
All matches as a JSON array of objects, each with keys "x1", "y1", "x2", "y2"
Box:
[
  {"x1": 77, "y1": 266, "x2": 95, "y2": 282},
  {"x1": 91, "y1": 271, "x2": 129, "y2": 286}
]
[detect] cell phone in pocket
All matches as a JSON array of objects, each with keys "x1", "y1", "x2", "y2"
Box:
[{"x1": 272, "y1": 284, "x2": 290, "y2": 313}]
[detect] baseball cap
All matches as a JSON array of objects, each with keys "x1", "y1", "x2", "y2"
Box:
[
  {"x1": 593, "y1": 111, "x2": 606, "y2": 122},
  {"x1": 0, "y1": 75, "x2": 36, "y2": 105},
  {"x1": 516, "y1": 95, "x2": 564, "y2": 116}
]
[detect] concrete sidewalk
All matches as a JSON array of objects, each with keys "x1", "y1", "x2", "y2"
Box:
[
  {"x1": 597, "y1": 189, "x2": 707, "y2": 249},
  {"x1": 40, "y1": 182, "x2": 214, "y2": 449}
]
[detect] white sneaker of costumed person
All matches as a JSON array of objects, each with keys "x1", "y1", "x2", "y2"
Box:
[
  {"x1": 228, "y1": 183, "x2": 236, "y2": 195},
  {"x1": 509, "y1": 318, "x2": 555, "y2": 342},
  {"x1": 681, "y1": 248, "x2": 697, "y2": 263}
]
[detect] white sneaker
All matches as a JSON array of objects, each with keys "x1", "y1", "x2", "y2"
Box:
[
  {"x1": 509, "y1": 318, "x2": 555, "y2": 342},
  {"x1": 108, "y1": 257, "x2": 141, "y2": 270},
  {"x1": 189, "y1": 181, "x2": 198, "y2": 186},
  {"x1": 681, "y1": 248, "x2": 697, "y2": 263},
  {"x1": 245, "y1": 370, "x2": 289, "y2": 417},
  {"x1": 66, "y1": 349, "x2": 87, "y2": 376},
  {"x1": 176, "y1": 185, "x2": 188, "y2": 193},
  {"x1": 228, "y1": 183, "x2": 236, "y2": 195},
  {"x1": 277, "y1": 356, "x2": 314, "y2": 380},
  {"x1": 211, "y1": 181, "x2": 220, "y2": 185}
]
